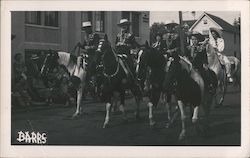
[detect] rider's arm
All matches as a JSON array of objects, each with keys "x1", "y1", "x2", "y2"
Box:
[
  {"x1": 88, "y1": 33, "x2": 100, "y2": 50},
  {"x1": 217, "y1": 38, "x2": 225, "y2": 53},
  {"x1": 115, "y1": 34, "x2": 122, "y2": 46},
  {"x1": 129, "y1": 34, "x2": 140, "y2": 49}
]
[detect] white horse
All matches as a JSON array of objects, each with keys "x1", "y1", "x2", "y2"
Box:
[
  {"x1": 206, "y1": 44, "x2": 227, "y2": 106},
  {"x1": 41, "y1": 51, "x2": 87, "y2": 118}
]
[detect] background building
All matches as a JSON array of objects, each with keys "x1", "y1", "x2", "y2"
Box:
[
  {"x1": 189, "y1": 12, "x2": 241, "y2": 59},
  {"x1": 11, "y1": 11, "x2": 150, "y2": 62}
]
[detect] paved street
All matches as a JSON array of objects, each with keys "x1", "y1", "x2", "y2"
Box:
[{"x1": 11, "y1": 85, "x2": 240, "y2": 146}]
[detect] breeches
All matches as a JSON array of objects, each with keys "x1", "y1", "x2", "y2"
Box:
[{"x1": 217, "y1": 53, "x2": 231, "y2": 75}]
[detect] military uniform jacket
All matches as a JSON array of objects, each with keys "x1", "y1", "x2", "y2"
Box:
[
  {"x1": 82, "y1": 33, "x2": 100, "y2": 52},
  {"x1": 115, "y1": 32, "x2": 138, "y2": 55},
  {"x1": 162, "y1": 37, "x2": 180, "y2": 57}
]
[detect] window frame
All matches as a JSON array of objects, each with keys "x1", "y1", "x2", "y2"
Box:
[
  {"x1": 25, "y1": 11, "x2": 42, "y2": 25},
  {"x1": 131, "y1": 12, "x2": 140, "y2": 37},
  {"x1": 94, "y1": 11, "x2": 105, "y2": 33},
  {"x1": 25, "y1": 11, "x2": 59, "y2": 28}
]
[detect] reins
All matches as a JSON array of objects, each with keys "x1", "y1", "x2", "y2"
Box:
[{"x1": 103, "y1": 46, "x2": 120, "y2": 80}]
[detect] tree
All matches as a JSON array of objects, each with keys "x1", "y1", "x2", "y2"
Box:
[{"x1": 150, "y1": 22, "x2": 166, "y2": 44}]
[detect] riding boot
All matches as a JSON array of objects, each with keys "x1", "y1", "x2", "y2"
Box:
[{"x1": 222, "y1": 55, "x2": 233, "y2": 83}]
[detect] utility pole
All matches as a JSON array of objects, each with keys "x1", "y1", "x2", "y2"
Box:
[{"x1": 179, "y1": 11, "x2": 185, "y2": 56}]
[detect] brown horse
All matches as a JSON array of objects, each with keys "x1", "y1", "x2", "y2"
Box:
[
  {"x1": 166, "y1": 55, "x2": 214, "y2": 140},
  {"x1": 96, "y1": 38, "x2": 142, "y2": 128}
]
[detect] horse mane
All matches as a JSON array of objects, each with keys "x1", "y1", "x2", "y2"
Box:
[
  {"x1": 179, "y1": 56, "x2": 192, "y2": 73},
  {"x1": 57, "y1": 51, "x2": 71, "y2": 66}
]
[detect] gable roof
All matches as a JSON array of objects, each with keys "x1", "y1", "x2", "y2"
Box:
[
  {"x1": 190, "y1": 12, "x2": 239, "y2": 34},
  {"x1": 205, "y1": 12, "x2": 239, "y2": 33}
]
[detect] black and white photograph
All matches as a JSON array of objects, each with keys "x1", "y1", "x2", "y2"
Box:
[{"x1": 1, "y1": 1, "x2": 250, "y2": 158}]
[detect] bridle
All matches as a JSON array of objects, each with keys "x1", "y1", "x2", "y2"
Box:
[{"x1": 99, "y1": 40, "x2": 120, "y2": 80}]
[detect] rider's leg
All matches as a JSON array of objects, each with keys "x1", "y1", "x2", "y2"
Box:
[
  {"x1": 218, "y1": 53, "x2": 233, "y2": 82},
  {"x1": 224, "y1": 56, "x2": 233, "y2": 82}
]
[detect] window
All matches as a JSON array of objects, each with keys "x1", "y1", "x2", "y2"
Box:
[
  {"x1": 122, "y1": 11, "x2": 130, "y2": 20},
  {"x1": 44, "y1": 12, "x2": 58, "y2": 27},
  {"x1": 25, "y1": 11, "x2": 59, "y2": 27},
  {"x1": 95, "y1": 12, "x2": 105, "y2": 32},
  {"x1": 81, "y1": 11, "x2": 92, "y2": 22},
  {"x1": 132, "y1": 12, "x2": 140, "y2": 37},
  {"x1": 203, "y1": 19, "x2": 207, "y2": 24},
  {"x1": 25, "y1": 11, "x2": 41, "y2": 25}
]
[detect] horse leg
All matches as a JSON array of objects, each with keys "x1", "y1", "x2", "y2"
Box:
[
  {"x1": 148, "y1": 102, "x2": 155, "y2": 126},
  {"x1": 131, "y1": 86, "x2": 142, "y2": 119},
  {"x1": 177, "y1": 100, "x2": 187, "y2": 141},
  {"x1": 103, "y1": 102, "x2": 112, "y2": 128},
  {"x1": 134, "y1": 96, "x2": 141, "y2": 119},
  {"x1": 148, "y1": 88, "x2": 160, "y2": 126},
  {"x1": 119, "y1": 90, "x2": 127, "y2": 121},
  {"x1": 72, "y1": 87, "x2": 83, "y2": 118},
  {"x1": 192, "y1": 106, "x2": 199, "y2": 123},
  {"x1": 165, "y1": 92, "x2": 172, "y2": 126},
  {"x1": 111, "y1": 92, "x2": 119, "y2": 113}
]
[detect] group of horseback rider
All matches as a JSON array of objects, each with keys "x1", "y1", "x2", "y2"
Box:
[
  {"x1": 152, "y1": 22, "x2": 233, "y2": 92},
  {"x1": 74, "y1": 18, "x2": 233, "y2": 97},
  {"x1": 74, "y1": 19, "x2": 140, "y2": 94}
]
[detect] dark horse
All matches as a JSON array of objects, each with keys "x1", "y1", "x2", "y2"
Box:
[
  {"x1": 166, "y1": 55, "x2": 215, "y2": 140},
  {"x1": 96, "y1": 38, "x2": 142, "y2": 128},
  {"x1": 41, "y1": 51, "x2": 87, "y2": 118},
  {"x1": 136, "y1": 42, "x2": 170, "y2": 126}
]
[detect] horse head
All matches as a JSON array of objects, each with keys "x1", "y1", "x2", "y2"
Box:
[
  {"x1": 40, "y1": 50, "x2": 59, "y2": 78},
  {"x1": 168, "y1": 55, "x2": 192, "y2": 83},
  {"x1": 136, "y1": 41, "x2": 151, "y2": 81},
  {"x1": 96, "y1": 35, "x2": 119, "y2": 77}
]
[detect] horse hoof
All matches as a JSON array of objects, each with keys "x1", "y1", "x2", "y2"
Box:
[
  {"x1": 149, "y1": 120, "x2": 156, "y2": 127},
  {"x1": 71, "y1": 113, "x2": 80, "y2": 119},
  {"x1": 215, "y1": 104, "x2": 222, "y2": 108},
  {"x1": 165, "y1": 122, "x2": 172, "y2": 128},
  {"x1": 192, "y1": 118, "x2": 198, "y2": 124},
  {"x1": 103, "y1": 123, "x2": 109, "y2": 128},
  {"x1": 178, "y1": 133, "x2": 186, "y2": 141}
]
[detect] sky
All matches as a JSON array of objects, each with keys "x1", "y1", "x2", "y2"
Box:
[{"x1": 150, "y1": 11, "x2": 241, "y2": 26}]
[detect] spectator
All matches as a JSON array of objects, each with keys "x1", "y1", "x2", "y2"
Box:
[
  {"x1": 26, "y1": 54, "x2": 42, "y2": 101},
  {"x1": 12, "y1": 53, "x2": 31, "y2": 106}
]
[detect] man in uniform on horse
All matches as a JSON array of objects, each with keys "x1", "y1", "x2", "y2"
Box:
[
  {"x1": 74, "y1": 21, "x2": 101, "y2": 97},
  {"x1": 115, "y1": 19, "x2": 140, "y2": 80},
  {"x1": 162, "y1": 22, "x2": 181, "y2": 59},
  {"x1": 75, "y1": 21, "x2": 100, "y2": 55},
  {"x1": 152, "y1": 32, "x2": 165, "y2": 52},
  {"x1": 208, "y1": 27, "x2": 233, "y2": 83},
  {"x1": 186, "y1": 32, "x2": 217, "y2": 93}
]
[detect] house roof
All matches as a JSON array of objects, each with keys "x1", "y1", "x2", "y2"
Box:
[
  {"x1": 205, "y1": 12, "x2": 239, "y2": 33},
  {"x1": 190, "y1": 12, "x2": 239, "y2": 34}
]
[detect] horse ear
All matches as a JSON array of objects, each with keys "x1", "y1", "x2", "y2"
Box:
[{"x1": 145, "y1": 40, "x2": 149, "y2": 48}]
